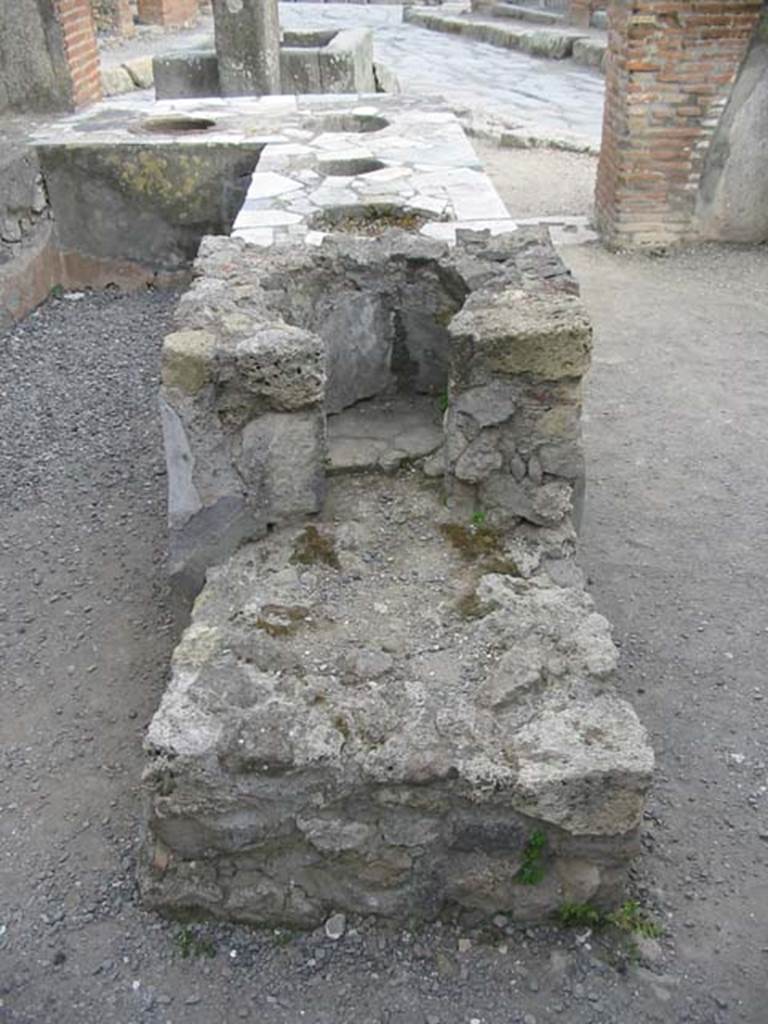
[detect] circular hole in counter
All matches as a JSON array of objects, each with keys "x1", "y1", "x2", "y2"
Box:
[
  {"x1": 319, "y1": 158, "x2": 386, "y2": 177},
  {"x1": 310, "y1": 203, "x2": 434, "y2": 236},
  {"x1": 138, "y1": 115, "x2": 217, "y2": 135},
  {"x1": 307, "y1": 113, "x2": 390, "y2": 135}
]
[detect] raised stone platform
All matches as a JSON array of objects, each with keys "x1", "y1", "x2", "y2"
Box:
[
  {"x1": 140, "y1": 471, "x2": 653, "y2": 927},
  {"x1": 29, "y1": 94, "x2": 516, "y2": 271},
  {"x1": 153, "y1": 27, "x2": 379, "y2": 100}
]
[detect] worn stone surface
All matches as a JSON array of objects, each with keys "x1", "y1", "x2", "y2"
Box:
[{"x1": 140, "y1": 472, "x2": 653, "y2": 927}]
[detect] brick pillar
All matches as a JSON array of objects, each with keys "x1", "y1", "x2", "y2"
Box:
[
  {"x1": 136, "y1": 0, "x2": 199, "y2": 27},
  {"x1": 55, "y1": 0, "x2": 103, "y2": 108},
  {"x1": 595, "y1": 0, "x2": 763, "y2": 249}
]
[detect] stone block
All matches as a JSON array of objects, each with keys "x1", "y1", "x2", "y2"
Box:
[
  {"x1": 237, "y1": 410, "x2": 326, "y2": 518},
  {"x1": 139, "y1": 484, "x2": 653, "y2": 927},
  {"x1": 450, "y1": 288, "x2": 592, "y2": 384},
  {"x1": 101, "y1": 65, "x2": 135, "y2": 97},
  {"x1": 124, "y1": 56, "x2": 155, "y2": 90},
  {"x1": 162, "y1": 329, "x2": 216, "y2": 393},
  {"x1": 153, "y1": 51, "x2": 221, "y2": 99}
]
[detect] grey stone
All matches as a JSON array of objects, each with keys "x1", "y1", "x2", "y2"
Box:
[
  {"x1": 237, "y1": 410, "x2": 326, "y2": 519},
  {"x1": 0, "y1": 0, "x2": 75, "y2": 113},
  {"x1": 324, "y1": 913, "x2": 347, "y2": 940},
  {"x1": 695, "y1": 13, "x2": 768, "y2": 244},
  {"x1": 139, "y1": 478, "x2": 652, "y2": 926},
  {"x1": 154, "y1": 51, "x2": 221, "y2": 100},
  {"x1": 321, "y1": 292, "x2": 393, "y2": 414},
  {"x1": 212, "y1": 0, "x2": 281, "y2": 96},
  {"x1": 123, "y1": 56, "x2": 154, "y2": 90},
  {"x1": 37, "y1": 145, "x2": 263, "y2": 269},
  {"x1": 101, "y1": 65, "x2": 135, "y2": 97},
  {"x1": 572, "y1": 37, "x2": 607, "y2": 72}
]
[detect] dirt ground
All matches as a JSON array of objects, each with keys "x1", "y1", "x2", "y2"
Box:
[
  {"x1": 1, "y1": 146, "x2": 767, "y2": 1024},
  {"x1": 471, "y1": 142, "x2": 597, "y2": 219}
]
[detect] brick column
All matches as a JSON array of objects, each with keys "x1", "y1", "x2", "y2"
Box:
[
  {"x1": 136, "y1": 0, "x2": 199, "y2": 27},
  {"x1": 55, "y1": 0, "x2": 103, "y2": 108},
  {"x1": 595, "y1": 0, "x2": 763, "y2": 249}
]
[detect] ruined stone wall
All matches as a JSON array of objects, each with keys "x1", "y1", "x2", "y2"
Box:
[
  {"x1": 90, "y1": 0, "x2": 134, "y2": 35},
  {"x1": 159, "y1": 229, "x2": 589, "y2": 599},
  {"x1": 595, "y1": 0, "x2": 764, "y2": 248},
  {"x1": 136, "y1": 0, "x2": 198, "y2": 26},
  {"x1": 141, "y1": 228, "x2": 652, "y2": 928}
]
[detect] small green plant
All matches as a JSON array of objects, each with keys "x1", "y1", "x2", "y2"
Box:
[
  {"x1": 50, "y1": 284, "x2": 64, "y2": 299},
  {"x1": 175, "y1": 925, "x2": 217, "y2": 959},
  {"x1": 557, "y1": 899, "x2": 663, "y2": 939},
  {"x1": 516, "y1": 829, "x2": 547, "y2": 885},
  {"x1": 608, "y1": 899, "x2": 664, "y2": 938},
  {"x1": 291, "y1": 526, "x2": 340, "y2": 570},
  {"x1": 471, "y1": 510, "x2": 486, "y2": 527},
  {"x1": 557, "y1": 902, "x2": 604, "y2": 928},
  {"x1": 440, "y1": 522, "x2": 500, "y2": 559},
  {"x1": 438, "y1": 390, "x2": 450, "y2": 413}
]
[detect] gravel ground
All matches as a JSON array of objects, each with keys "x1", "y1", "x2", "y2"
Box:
[
  {"x1": 471, "y1": 142, "x2": 597, "y2": 219},
  {"x1": 2, "y1": 210, "x2": 768, "y2": 1021}
]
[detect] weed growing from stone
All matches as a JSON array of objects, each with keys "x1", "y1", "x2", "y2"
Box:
[
  {"x1": 557, "y1": 899, "x2": 663, "y2": 938},
  {"x1": 516, "y1": 829, "x2": 547, "y2": 885},
  {"x1": 440, "y1": 522, "x2": 501, "y2": 559},
  {"x1": 471, "y1": 510, "x2": 486, "y2": 526},
  {"x1": 291, "y1": 526, "x2": 340, "y2": 570},
  {"x1": 608, "y1": 899, "x2": 664, "y2": 938},
  {"x1": 557, "y1": 902, "x2": 604, "y2": 928},
  {"x1": 175, "y1": 926, "x2": 217, "y2": 959}
]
